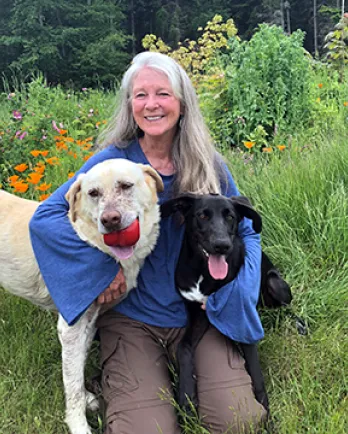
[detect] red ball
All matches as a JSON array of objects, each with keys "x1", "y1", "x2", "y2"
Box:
[{"x1": 103, "y1": 219, "x2": 140, "y2": 247}]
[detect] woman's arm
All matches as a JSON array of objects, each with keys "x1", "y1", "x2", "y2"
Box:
[
  {"x1": 29, "y1": 148, "x2": 122, "y2": 325},
  {"x1": 205, "y1": 162, "x2": 264, "y2": 344}
]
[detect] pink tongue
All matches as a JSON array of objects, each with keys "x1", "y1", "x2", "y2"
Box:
[
  {"x1": 208, "y1": 255, "x2": 228, "y2": 280},
  {"x1": 108, "y1": 245, "x2": 134, "y2": 260}
]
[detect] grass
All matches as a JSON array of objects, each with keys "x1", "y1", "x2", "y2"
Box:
[
  {"x1": 1, "y1": 133, "x2": 347, "y2": 434},
  {"x1": 0, "y1": 73, "x2": 347, "y2": 432}
]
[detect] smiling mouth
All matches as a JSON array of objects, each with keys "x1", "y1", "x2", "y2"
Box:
[{"x1": 145, "y1": 116, "x2": 164, "y2": 121}]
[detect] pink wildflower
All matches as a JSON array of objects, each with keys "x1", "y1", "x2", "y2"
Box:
[
  {"x1": 52, "y1": 120, "x2": 61, "y2": 132},
  {"x1": 13, "y1": 110, "x2": 22, "y2": 120}
]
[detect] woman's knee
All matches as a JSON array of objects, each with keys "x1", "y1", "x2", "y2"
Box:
[{"x1": 199, "y1": 385, "x2": 267, "y2": 433}]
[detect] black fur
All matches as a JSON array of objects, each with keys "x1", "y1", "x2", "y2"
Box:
[{"x1": 161, "y1": 194, "x2": 292, "y2": 415}]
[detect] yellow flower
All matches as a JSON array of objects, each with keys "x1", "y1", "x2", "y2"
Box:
[
  {"x1": 262, "y1": 147, "x2": 273, "y2": 153},
  {"x1": 276, "y1": 145, "x2": 286, "y2": 151},
  {"x1": 68, "y1": 172, "x2": 75, "y2": 179},
  {"x1": 316, "y1": 97, "x2": 321, "y2": 103},
  {"x1": 344, "y1": 101, "x2": 348, "y2": 107},
  {"x1": 243, "y1": 141, "x2": 256, "y2": 149}
]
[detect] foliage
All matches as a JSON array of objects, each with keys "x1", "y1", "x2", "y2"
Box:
[
  {"x1": 142, "y1": 14, "x2": 239, "y2": 87},
  {"x1": 0, "y1": 75, "x2": 116, "y2": 199},
  {"x1": 202, "y1": 25, "x2": 314, "y2": 149},
  {"x1": 324, "y1": 13, "x2": 348, "y2": 80},
  {"x1": 0, "y1": 0, "x2": 131, "y2": 88}
]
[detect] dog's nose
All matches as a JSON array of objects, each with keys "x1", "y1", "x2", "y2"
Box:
[
  {"x1": 212, "y1": 241, "x2": 230, "y2": 255},
  {"x1": 101, "y1": 211, "x2": 121, "y2": 230}
]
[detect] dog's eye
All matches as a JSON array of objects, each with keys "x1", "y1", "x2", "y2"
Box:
[
  {"x1": 120, "y1": 181, "x2": 134, "y2": 190},
  {"x1": 199, "y1": 211, "x2": 210, "y2": 220},
  {"x1": 88, "y1": 188, "x2": 100, "y2": 198}
]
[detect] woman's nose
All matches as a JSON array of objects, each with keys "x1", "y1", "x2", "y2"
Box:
[{"x1": 145, "y1": 95, "x2": 159, "y2": 109}]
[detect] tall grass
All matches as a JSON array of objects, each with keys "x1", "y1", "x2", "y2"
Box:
[{"x1": 1, "y1": 131, "x2": 347, "y2": 433}]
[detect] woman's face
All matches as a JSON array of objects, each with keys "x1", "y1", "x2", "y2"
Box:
[{"x1": 131, "y1": 67, "x2": 181, "y2": 143}]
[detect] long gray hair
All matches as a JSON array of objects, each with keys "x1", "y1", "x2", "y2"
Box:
[{"x1": 97, "y1": 51, "x2": 222, "y2": 195}]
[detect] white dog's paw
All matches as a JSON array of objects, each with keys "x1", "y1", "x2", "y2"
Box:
[
  {"x1": 65, "y1": 416, "x2": 93, "y2": 434},
  {"x1": 86, "y1": 390, "x2": 99, "y2": 412}
]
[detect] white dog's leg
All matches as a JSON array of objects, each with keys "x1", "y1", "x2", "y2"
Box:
[{"x1": 57, "y1": 306, "x2": 99, "y2": 434}]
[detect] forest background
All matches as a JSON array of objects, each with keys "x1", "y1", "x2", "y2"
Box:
[{"x1": 0, "y1": 0, "x2": 346, "y2": 88}]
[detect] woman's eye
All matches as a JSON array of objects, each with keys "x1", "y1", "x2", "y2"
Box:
[
  {"x1": 88, "y1": 189, "x2": 100, "y2": 198},
  {"x1": 134, "y1": 93, "x2": 145, "y2": 98}
]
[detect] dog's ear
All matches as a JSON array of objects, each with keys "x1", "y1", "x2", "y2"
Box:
[
  {"x1": 160, "y1": 194, "x2": 197, "y2": 218},
  {"x1": 65, "y1": 174, "x2": 85, "y2": 222},
  {"x1": 230, "y1": 196, "x2": 262, "y2": 233},
  {"x1": 139, "y1": 164, "x2": 164, "y2": 193}
]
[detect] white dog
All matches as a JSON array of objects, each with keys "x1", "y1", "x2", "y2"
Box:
[{"x1": 0, "y1": 159, "x2": 164, "y2": 434}]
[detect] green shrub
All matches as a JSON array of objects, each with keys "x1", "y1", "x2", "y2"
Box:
[{"x1": 204, "y1": 25, "x2": 314, "y2": 149}]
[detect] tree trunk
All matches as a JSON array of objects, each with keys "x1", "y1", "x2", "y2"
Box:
[{"x1": 314, "y1": 0, "x2": 318, "y2": 57}]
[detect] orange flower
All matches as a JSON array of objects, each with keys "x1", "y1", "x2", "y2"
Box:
[
  {"x1": 59, "y1": 129, "x2": 68, "y2": 135},
  {"x1": 35, "y1": 183, "x2": 52, "y2": 192},
  {"x1": 54, "y1": 135, "x2": 65, "y2": 141},
  {"x1": 85, "y1": 136, "x2": 94, "y2": 142},
  {"x1": 34, "y1": 165, "x2": 46, "y2": 174},
  {"x1": 12, "y1": 181, "x2": 29, "y2": 193},
  {"x1": 243, "y1": 141, "x2": 256, "y2": 149},
  {"x1": 68, "y1": 172, "x2": 75, "y2": 179},
  {"x1": 65, "y1": 137, "x2": 74, "y2": 143},
  {"x1": 83, "y1": 152, "x2": 94, "y2": 161},
  {"x1": 102, "y1": 120, "x2": 107, "y2": 124},
  {"x1": 8, "y1": 175, "x2": 20, "y2": 184},
  {"x1": 276, "y1": 145, "x2": 286, "y2": 151},
  {"x1": 56, "y1": 141, "x2": 68, "y2": 150},
  {"x1": 45, "y1": 157, "x2": 60, "y2": 165},
  {"x1": 30, "y1": 150, "x2": 49, "y2": 157},
  {"x1": 30, "y1": 150, "x2": 42, "y2": 157},
  {"x1": 14, "y1": 163, "x2": 28, "y2": 172},
  {"x1": 39, "y1": 193, "x2": 51, "y2": 201},
  {"x1": 318, "y1": 83, "x2": 323, "y2": 88},
  {"x1": 262, "y1": 147, "x2": 273, "y2": 153},
  {"x1": 27, "y1": 173, "x2": 43, "y2": 184},
  {"x1": 344, "y1": 102, "x2": 348, "y2": 107}
]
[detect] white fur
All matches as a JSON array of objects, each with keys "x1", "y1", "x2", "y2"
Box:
[
  {"x1": 0, "y1": 159, "x2": 163, "y2": 434},
  {"x1": 179, "y1": 275, "x2": 208, "y2": 304}
]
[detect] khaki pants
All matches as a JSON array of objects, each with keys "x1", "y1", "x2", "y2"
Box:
[{"x1": 97, "y1": 311, "x2": 267, "y2": 434}]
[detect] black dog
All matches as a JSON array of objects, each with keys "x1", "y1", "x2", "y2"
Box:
[{"x1": 161, "y1": 194, "x2": 292, "y2": 415}]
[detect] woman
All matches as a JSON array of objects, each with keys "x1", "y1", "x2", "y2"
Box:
[{"x1": 30, "y1": 52, "x2": 266, "y2": 433}]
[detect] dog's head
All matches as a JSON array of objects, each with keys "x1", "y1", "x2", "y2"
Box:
[
  {"x1": 161, "y1": 194, "x2": 262, "y2": 279},
  {"x1": 66, "y1": 159, "x2": 164, "y2": 260}
]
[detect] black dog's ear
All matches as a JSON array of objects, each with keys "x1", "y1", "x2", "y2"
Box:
[
  {"x1": 160, "y1": 194, "x2": 197, "y2": 218},
  {"x1": 230, "y1": 196, "x2": 262, "y2": 233}
]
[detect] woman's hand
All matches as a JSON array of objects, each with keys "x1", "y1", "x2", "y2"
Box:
[{"x1": 97, "y1": 268, "x2": 127, "y2": 304}]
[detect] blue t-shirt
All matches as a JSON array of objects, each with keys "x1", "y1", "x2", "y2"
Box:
[{"x1": 29, "y1": 140, "x2": 264, "y2": 344}]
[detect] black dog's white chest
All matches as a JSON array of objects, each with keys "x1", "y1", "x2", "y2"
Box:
[{"x1": 179, "y1": 275, "x2": 208, "y2": 304}]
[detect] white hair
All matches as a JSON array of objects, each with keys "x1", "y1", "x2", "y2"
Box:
[{"x1": 97, "y1": 51, "x2": 223, "y2": 195}]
